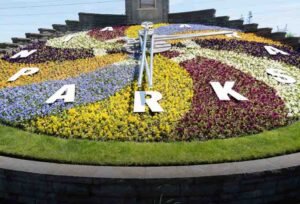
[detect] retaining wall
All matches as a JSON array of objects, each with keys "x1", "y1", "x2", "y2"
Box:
[
  {"x1": 1, "y1": 153, "x2": 300, "y2": 204},
  {"x1": 79, "y1": 12, "x2": 127, "y2": 30}
]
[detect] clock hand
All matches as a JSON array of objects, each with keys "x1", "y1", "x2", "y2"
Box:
[{"x1": 155, "y1": 30, "x2": 235, "y2": 41}]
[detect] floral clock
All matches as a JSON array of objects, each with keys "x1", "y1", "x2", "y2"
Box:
[{"x1": 0, "y1": 24, "x2": 299, "y2": 142}]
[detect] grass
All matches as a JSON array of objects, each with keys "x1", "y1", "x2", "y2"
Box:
[{"x1": 0, "y1": 122, "x2": 300, "y2": 166}]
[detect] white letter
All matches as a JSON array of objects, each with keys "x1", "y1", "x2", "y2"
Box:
[
  {"x1": 134, "y1": 91, "x2": 163, "y2": 113},
  {"x1": 266, "y1": 68, "x2": 296, "y2": 84},
  {"x1": 101, "y1": 27, "x2": 113, "y2": 31},
  {"x1": 180, "y1": 24, "x2": 191, "y2": 28},
  {"x1": 264, "y1": 46, "x2": 289, "y2": 56},
  {"x1": 63, "y1": 34, "x2": 76, "y2": 42},
  {"x1": 226, "y1": 32, "x2": 241, "y2": 38},
  {"x1": 8, "y1": 67, "x2": 39, "y2": 82},
  {"x1": 210, "y1": 81, "x2": 248, "y2": 101},
  {"x1": 46, "y1": 84, "x2": 76, "y2": 104},
  {"x1": 10, "y1": 50, "x2": 37, "y2": 59}
]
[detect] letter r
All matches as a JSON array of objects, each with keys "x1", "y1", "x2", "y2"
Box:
[{"x1": 134, "y1": 91, "x2": 164, "y2": 113}]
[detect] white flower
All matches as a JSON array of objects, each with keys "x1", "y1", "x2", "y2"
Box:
[{"x1": 172, "y1": 40, "x2": 300, "y2": 118}]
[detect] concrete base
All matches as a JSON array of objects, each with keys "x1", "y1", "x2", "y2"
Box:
[{"x1": 1, "y1": 152, "x2": 300, "y2": 204}]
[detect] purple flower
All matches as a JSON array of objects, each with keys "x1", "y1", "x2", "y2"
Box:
[
  {"x1": 0, "y1": 62, "x2": 138, "y2": 123},
  {"x1": 2, "y1": 42, "x2": 94, "y2": 64},
  {"x1": 176, "y1": 57, "x2": 288, "y2": 140},
  {"x1": 195, "y1": 39, "x2": 300, "y2": 68},
  {"x1": 155, "y1": 24, "x2": 238, "y2": 35}
]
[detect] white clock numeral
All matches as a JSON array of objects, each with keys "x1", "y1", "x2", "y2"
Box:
[
  {"x1": 226, "y1": 32, "x2": 241, "y2": 38},
  {"x1": 180, "y1": 24, "x2": 191, "y2": 28},
  {"x1": 10, "y1": 50, "x2": 37, "y2": 59},
  {"x1": 264, "y1": 46, "x2": 289, "y2": 56},
  {"x1": 266, "y1": 68, "x2": 296, "y2": 84},
  {"x1": 101, "y1": 27, "x2": 114, "y2": 32}
]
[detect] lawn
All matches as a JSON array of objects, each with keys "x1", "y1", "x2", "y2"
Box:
[{"x1": 0, "y1": 122, "x2": 300, "y2": 166}]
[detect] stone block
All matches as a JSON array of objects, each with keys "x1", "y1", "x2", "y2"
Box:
[
  {"x1": 169, "y1": 9, "x2": 216, "y2": 24},
  {"x1": 228, "y1": 20, "x2": 244, "y2": 29},
  {"x1": 91, "y1": 184, "x2": 136, "y2": 197},
  {"x1": 243, "y1": 23, "x2": 258, "y2": 32},
  {"x1": 0, "y1": 43, "x2": 19, "y2": 49},
  {"x1": 38, "y1": 28, "x2": 57, "y2": 34},
  {"x1": 270, "y1": 32, "x2": 286, "y2": 41},
  {"x1": 52, "y1": 24, "x2": 68, "y2": 32},
  {"x1": 215, "y1": 16, "x2": 230, "y2": 27},
  {"x1": 65, "y1": 20, "x2": 81, "y2": 31},
  {"x1": 25, "y1": 33, "x2": 52, "y2": 40},
  {"x1": 11, "y1": 37, "x2": 31, "y2": 45},
  {"x1": 79, "y1": 13, "x2": 126, "y2": 29},
  {"x1": 255, "y1": 28, "x2": 272, "y2": 37}
]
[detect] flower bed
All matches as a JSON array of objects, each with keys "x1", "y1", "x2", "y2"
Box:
[
  {"x1": 0, "y1": 60, "x2": 136, "y2": 123},
  {"x1": 169, "y1": 31, "x2": 284, "y2": 46},
  {"x1": 176, "y1": 57, "x2": 287, "y2": 140},
  {"x1": 0, "y1": 54, "x2": 127, "y2": 89},
  {"x1": 195, "y1": 39, "x2": 300, "y2": 67},
  {"x1": 125, "y1": 23, "x2": 167, "y2": 38},
  {"x1": 24, "y1": 56, "x2": 194, "y2": 141},
  {"x1": 2, "y1": 42, "x2": 94, "y2": 64},
  {"x1": 155, "y1": 24, "x2": 237, "y2": 35},
  {"x1": 88, "y1": 26, "x2": 128, "y2": 40},
  {"x1": 46, "y1": 32, "x2": 124, "y2": 51},
  {"x1": 0, "y1": 23, "x2": 299, "y2": 143},
  {"x1": 172, "y1": 41, "x2": 300, "y2": 118}
]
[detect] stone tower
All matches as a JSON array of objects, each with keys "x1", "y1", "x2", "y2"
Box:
[{"x1": 126, "y1": 0, "x2": 169, "y2": 24}]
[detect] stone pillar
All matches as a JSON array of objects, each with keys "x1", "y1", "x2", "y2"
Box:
[{"x1": 126, "y1": 0, "x2": 169, "y2": 24}]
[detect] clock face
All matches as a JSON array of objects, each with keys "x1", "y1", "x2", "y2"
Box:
[{"x1": 0, "y1": 23, "x2": 299, "y2": 142}]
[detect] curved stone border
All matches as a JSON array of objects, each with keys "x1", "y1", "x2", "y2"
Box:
[
  {"x1": 0, "y1": 152, "x2": 300, "y2": 179},
  {"x1": 1, "y1": 153, "x2": 300, "y2": 203}
]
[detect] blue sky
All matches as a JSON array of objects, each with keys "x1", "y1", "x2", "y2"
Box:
[{"x1": 0, "y1": 0, "x2": 299, "y2": 42}]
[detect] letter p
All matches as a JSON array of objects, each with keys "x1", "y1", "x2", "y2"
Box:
[{"x1": 8, "y1": 67, "x2": 39, "y2": 82}]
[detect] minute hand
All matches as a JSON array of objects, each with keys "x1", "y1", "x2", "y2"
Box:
[{"x1": 154, "y1": 31, "x2": 234, "y2": 41}]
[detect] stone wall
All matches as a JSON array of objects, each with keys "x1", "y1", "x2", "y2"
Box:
[
  {"x1": 79, "y1": 12, "x2": 127, "y2": 30},
  {"x1": 1, "y1": 154, "x2": 300, "y2": 204},
  {"x1": 1, "y1": 9, "x2": 299, "y2": 53},
  {"x1": 169, "y1": 9, "x2": 216, "y2": 25}
]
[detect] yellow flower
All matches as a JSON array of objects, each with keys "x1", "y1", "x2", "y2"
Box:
[
  {"x1": 28, "y1": 55, "x2": 194, "y2": 142},
  {"x1": 125, "y1": 23, "x2": 168, "y2": 38},
  {"x1": 168, "y1": 30, "x2": 285, "y2": 47},
  {"x1": 0, "y1": 54, "x2": 127, "y2": 89}
]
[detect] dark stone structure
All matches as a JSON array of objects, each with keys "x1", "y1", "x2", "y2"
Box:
[
  {"x1": 0, "y1": 5, "x2": 298, "y2": 52},
  {"x1": 79, "y1": 13, "x2": 127, "y2": 30},
  {"x1": 1, "y1": 153, "x2": 300, "y2": 204},
  {"x1": 126, "y1": 0, "x2": 169, "y2": 24}
]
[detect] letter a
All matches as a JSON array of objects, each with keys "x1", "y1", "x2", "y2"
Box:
[
  {"x1": 8, "y1": 67, "x2": 39, "y2": 82},
  {"x1": 10, "y1": 50, "x2": 37, "y2": 59},
  {"x1": 46, "y1": 84, "x2": 76, "y2": 104},
  {"x1": 210, "y1": 81, "x2": 248, "y2": 101},
  {"x1": 264, "y1": 46, "x2": 289, "y2": 56},
  {"x1": 134, "y1": 91, "x2": 164, "y2": 113}
]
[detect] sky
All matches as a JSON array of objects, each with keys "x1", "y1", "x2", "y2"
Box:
[{"x1": 0, "y1": 0, "x2": 299, "y2": 42}]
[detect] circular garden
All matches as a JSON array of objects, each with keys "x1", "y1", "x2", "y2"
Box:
[{"x1": 0, "y1": 24, "x2": 299, "y2": 166}]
